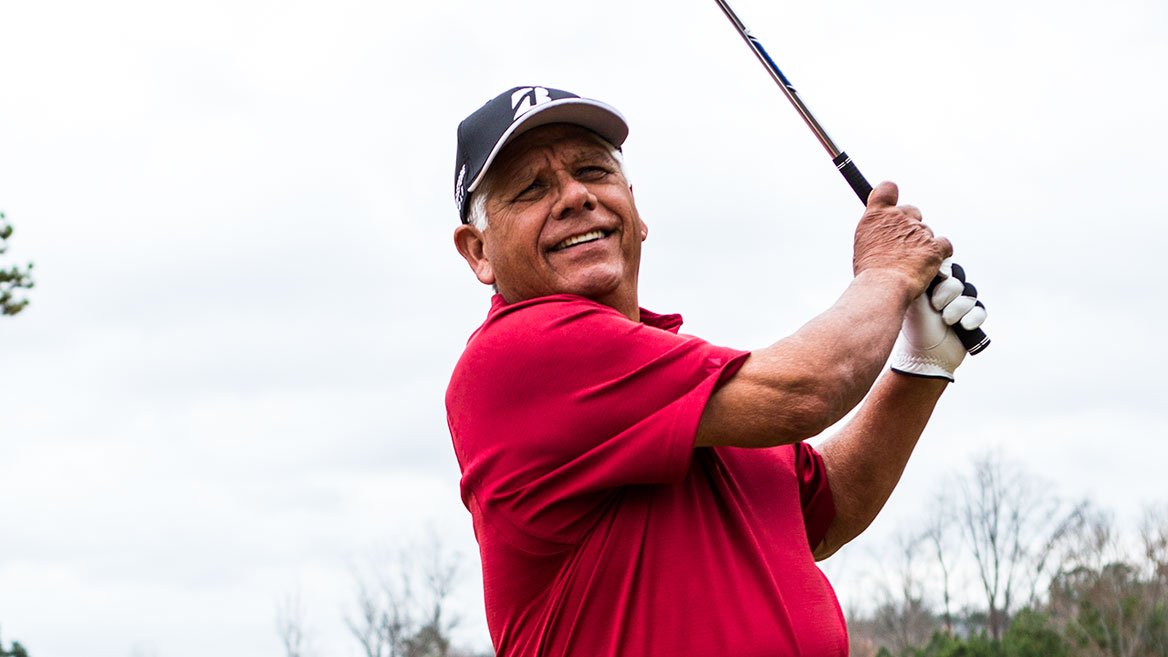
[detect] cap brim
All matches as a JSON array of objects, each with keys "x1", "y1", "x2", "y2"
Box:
[{"x1": 467, "y1": 98, "x2": 629, "y2": 193}]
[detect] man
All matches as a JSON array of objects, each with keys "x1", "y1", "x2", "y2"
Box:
[{"x1": 446, "y1": 86, "x2": 986, "y2": 657}]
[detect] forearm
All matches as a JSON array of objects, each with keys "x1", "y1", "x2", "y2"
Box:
[
  {"x1": 813, "y1": 371, "x2": 947, "y2": 559},
  {"x1": 697, "y1": 269, "x2": 917, "y2": 447}
]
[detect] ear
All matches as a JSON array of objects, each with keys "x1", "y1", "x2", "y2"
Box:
[{"x1": 453, "y1": 224, "x2": 496, "y2": 286}]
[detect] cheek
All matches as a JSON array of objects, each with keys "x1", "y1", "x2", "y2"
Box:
[{"x1": 485, "y1": 226, "x2": 541, "y2": 273}]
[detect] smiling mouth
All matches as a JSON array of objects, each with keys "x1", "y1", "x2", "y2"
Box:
[{"x1": 550, "y1": 229, "x2": 610, "y2": 252}]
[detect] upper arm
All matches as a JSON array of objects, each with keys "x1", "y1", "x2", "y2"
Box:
[
  {"x1": 696, "y1": 269, "x2": 926, "y2": 449},
  {"x1": 694, "y1": 340, "x2": 850, "y2": 449},
  {"x1": 450, "y1": 298, "x2": 747, "y2": 544},
  {"x1": 808, "y1": 372, "x2": 948, "y2": 558}
]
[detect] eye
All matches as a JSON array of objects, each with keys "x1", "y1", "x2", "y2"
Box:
[
  {"x1": 512, "y1": 179, "x2": 545, "y2": 201},
  {"x1": 576, "y1": 165, "x2": 611, "y2": 180}
]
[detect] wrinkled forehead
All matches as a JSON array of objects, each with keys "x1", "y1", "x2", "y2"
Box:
[{"x1": 490, "y1": 124, "x2": 618, "y2": 180}]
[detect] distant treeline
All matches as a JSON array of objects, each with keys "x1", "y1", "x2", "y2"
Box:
[{"x1": 845, "y1": 452, "x2": 1167, "y2": 657}]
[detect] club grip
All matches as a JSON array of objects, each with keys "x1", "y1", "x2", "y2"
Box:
[
  {"x1": 835, "y1": 151, "x2": 990, "y2": 356},
  {"x1": 958, "y1": 325, "x2": 991, "y2": 355},
  {"x1": 833, "y1": 152, "x2": 873, "y2": 205}
]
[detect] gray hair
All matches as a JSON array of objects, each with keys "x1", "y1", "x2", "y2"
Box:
[{"x1": 466, "y1": 134, "x2": 628, "y2": 232}]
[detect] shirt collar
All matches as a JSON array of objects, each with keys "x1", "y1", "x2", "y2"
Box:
[{"x1": 638, "y1": 307, "x2": 683, "y2": 333}]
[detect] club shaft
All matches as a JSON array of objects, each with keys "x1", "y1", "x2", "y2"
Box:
[
  {"x1": 713, "y1": 0, "x2": 873, "y2": 205},
  {"x1": 713, "y1": 0, "x2": 990, "y2": 356},
  {"x1": 713, "y1": 0, "x2": 842, "y2": 159}
]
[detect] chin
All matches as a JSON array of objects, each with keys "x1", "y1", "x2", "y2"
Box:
[{"x1": 562, "y1": 271, "x2": 627, "y2": 302}]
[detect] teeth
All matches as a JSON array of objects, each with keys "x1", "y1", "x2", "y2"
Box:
[{"x1": 555, "y1": 230, "x2": 606, "y2": 250}]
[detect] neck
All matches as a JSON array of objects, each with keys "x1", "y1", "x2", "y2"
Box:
[
  {"x1": 604, "y1": 291, "x2": 641, "y2": 322},
  {"x1": 498, "y1": 287, "x2": 641, "y2": 322}
]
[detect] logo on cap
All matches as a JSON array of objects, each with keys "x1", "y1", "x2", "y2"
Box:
[
  {"x1": 511, "y1": 87, "x2": 551, "y2": 120},
  {"x1": 454, "y1": 164, "x2": 467, "y2": 211}
]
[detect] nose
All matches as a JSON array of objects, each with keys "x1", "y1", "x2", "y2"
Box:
[{"x1": 552, "y1": 176, "x2": 597, "y2": 220}]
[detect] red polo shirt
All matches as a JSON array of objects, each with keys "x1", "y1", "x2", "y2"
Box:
[{"x1": 446, "y1": 294, "x2": 846, "y2": 657}]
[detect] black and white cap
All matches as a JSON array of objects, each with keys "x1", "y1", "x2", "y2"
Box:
[{"x1": 454, "y1": 86, "x2": 629, "y2": 223}]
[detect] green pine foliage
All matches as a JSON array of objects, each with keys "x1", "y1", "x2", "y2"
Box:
[
  {"x1": 0, "y1": 631, "x2": 30, "y2": 657},
  {"x1": 0, "y1": 211, "x2": 35, "y2": 316},
  {"x1": 1003, "y1": 609, "x2": 1068, "y2": 657},
  {"x1": 865, "y1": 612, "x2": 1066, "y2": 657}
]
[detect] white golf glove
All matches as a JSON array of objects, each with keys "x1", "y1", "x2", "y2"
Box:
[{"x1": 890, "y1": 259, "x2": 988, "y2": 382}]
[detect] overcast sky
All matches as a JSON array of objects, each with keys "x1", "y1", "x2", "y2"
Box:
[{"x1": 2, "y1": 0, "x2": 1165, "y2": 655}]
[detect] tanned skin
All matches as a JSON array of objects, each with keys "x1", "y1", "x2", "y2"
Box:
[
  {"x1": 456, "y1": 124, "x2": 953, "y2": 561},
  {"x1": 694, "y1": 182, "x2": 952, "y2": 558}
]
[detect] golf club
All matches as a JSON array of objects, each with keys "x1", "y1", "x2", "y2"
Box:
[{"x1": 714, "y1": 0, "x2": 990, "y2": 355}]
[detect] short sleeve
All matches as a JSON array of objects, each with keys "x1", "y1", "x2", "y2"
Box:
[
  {"x1": 794, "y1": 441, "x2": 836, "y2": 549},
  {"x1": 447, "y1": 296, "x2": 748, "y2": 550}
]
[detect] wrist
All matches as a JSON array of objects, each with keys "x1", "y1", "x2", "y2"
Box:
[
  {"x1": 884, "y1": 368, "x2": 951, "y2": 408},
  {"x1": 853, "y1": 268, "x2": 918, "y2": 308}
]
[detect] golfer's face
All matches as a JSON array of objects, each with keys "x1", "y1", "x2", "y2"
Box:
[{"x1": 479, "y1": 124, "x2": 647, "y2": 309}]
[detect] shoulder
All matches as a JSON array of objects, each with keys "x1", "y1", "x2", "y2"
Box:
[
  {"x1": 446, "y1": 294, "x2": 722, "y2": 416},
  {"x1": 448, "y1": 295, "x2": 629, "y2": 405},
  {"x1": 458, "y1": 294, "x2": 647, "y2": 371}
]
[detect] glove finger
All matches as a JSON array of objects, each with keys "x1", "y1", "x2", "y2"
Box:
[
  {"x1": 931, "y1": 277, "x2": 965, "y2": 311},
  {"x1": 942, "y1": 295, "x2": 978, "y2": 325},
  {"x1": 960, "y1": 304, "x2": 988, "y2": 330},
  {"x1": 963, "y1": 282, "x2": 978, "y2": 299},
  {"x1": 950, "y1": 262, "x2": 966, "y2": 283}
]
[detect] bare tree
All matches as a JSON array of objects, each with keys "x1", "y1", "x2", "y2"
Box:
[
  {"x1": 277, "y1": 589, "x2": 312, "y2": 657},
  {"x1": 1047, "y1": 508, "x2": 1168, "y2": 657},
  {"x1": 956, "y1": 451, "x2": 1085, "y2": 640},
  {"x1": 1140, "y1": 505, "x2": 1168, "y2": 657},
  {"x1": 923, "y1": 493, "x2": 958, "y2": 636},
  {"x1": 345, "y1": 535, "x2": 463, "y2": 657},
  {"x1": 857, "y1": 530, "x2": 937, "y2": 655},
  {"x1": 348, "y1": 573, "x2": 409, "y2": 657},
  {"x1": 1139, "y1": 503, "x2": 1167, "y2": 583}
]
